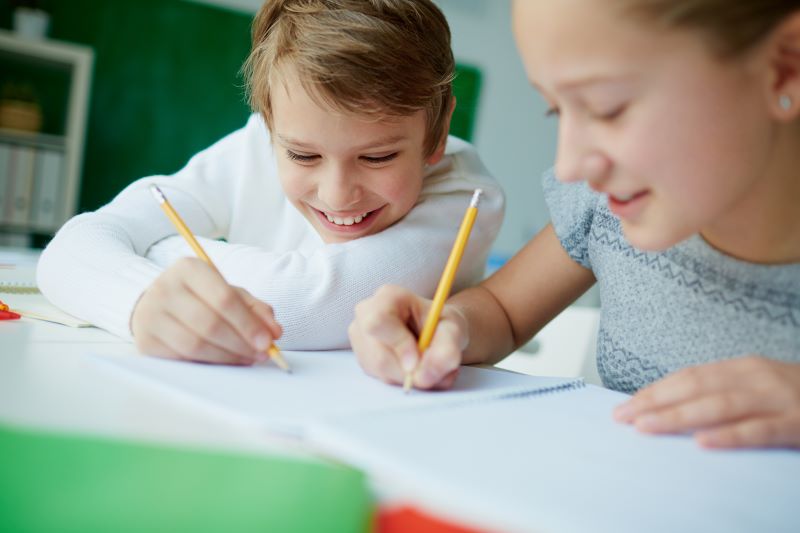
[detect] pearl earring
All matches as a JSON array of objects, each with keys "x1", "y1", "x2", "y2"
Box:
[{"x1": 779, "y1": 95, "x2": 792, "y2": 111}]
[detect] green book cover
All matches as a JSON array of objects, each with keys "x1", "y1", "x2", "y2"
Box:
[{"x1": 0, "y1": 424, "x2": 373, "y2": 532}]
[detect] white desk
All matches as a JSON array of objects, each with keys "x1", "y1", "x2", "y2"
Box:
[{"x1": 0, "y1": 318, "x2": 312, "y2": 459}]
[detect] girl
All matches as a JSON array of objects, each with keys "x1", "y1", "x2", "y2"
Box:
[{"x1": 348, "y1": 0, "x2": 800, "y2": 449}]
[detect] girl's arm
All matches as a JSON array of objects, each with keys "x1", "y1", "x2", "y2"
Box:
[{"x1": 349, "y1": 223, "x2": 596, "y2": 388}]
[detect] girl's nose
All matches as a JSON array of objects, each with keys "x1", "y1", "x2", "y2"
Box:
[{"x1": 554, "y1": 118, "x2": 611, "y2": 185}]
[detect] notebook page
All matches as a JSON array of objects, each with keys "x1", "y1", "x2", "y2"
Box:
[
  {"x1": 312, "y1": 384, "x2": 800, "y2": 533},
  {"x1": 0, "y1": 264, "x2": 38, "y2": 294},
  {"x1": 4, "y1": 292, "x2": 92, "y2": 327},
  {"x1": 94, "y1": 351, "x2": 580, "y2": 437}
]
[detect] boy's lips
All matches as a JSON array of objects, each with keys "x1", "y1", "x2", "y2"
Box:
[{"x1": 312, "y1": 205, "x2": 384, "y2": 234}]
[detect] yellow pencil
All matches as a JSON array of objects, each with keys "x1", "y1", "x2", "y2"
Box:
[
  {"x1": 404, "y1": 188, "x2": 482, "y2": 392},
  {"x1": 149, "y1": 184, "x2": 290, "y2": 372}
]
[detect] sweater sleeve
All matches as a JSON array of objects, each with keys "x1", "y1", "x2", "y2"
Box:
[
  {"x1": 36, "y1": 117, "x2": 258, "y2": 339},
  {"x1": 145, "y1": 157, "x2": 505, "y2": 350},
  {"x1": 542, "y1": 168, "x2": 601, "y2": 270}
]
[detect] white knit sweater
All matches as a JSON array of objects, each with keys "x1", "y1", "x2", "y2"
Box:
[{"x1": 38, "y1": 114, "x2": 504, "y2": 349}]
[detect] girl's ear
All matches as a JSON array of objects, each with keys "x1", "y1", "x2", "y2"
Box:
[
  {"x1": 765, "y1": 12, "x2": 800, "y2": 121},
  {"x1": 426, "y1": 96, "x2": 457, "y2": 166}
]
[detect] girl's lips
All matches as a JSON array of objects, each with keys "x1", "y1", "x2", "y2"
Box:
[
  {"x1": 313, "y1": 205, "x2": 384, "y2": 235},
  {"x1": 607, "y1": 190, "x2": 649, "y2": 220}
]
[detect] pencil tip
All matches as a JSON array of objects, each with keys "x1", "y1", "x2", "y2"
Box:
[{"x1": 402, "y1": 373, "x2": 413, "y2": 394}]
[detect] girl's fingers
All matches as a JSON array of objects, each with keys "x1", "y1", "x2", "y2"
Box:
[
  {"x1": 632, "y1": 391, "x2": 780, "y2": 434},
  {"x1": 695, "y1": 413, "x2": 800, "y2": 449},
  {"x1": 615, "y1": 358, "x2": 755, "y2": 422},
  {"x1": 352, "y1": 285, "x2": 426, "y2": 374},
  {"x1": 414, "y1": 319, "x2": 464, "y2": 389},
  {"x1": 349, "y1": 323, "x2": 406, "y2": 385}
]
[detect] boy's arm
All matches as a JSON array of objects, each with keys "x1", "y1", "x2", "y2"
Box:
[{"x1": 37, "y1": 118, "x2": 260, "y2": 339}]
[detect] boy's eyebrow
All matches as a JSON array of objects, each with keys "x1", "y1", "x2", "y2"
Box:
[{"x1": 275, "y1": 134, "x2": 408, "y2": 151}]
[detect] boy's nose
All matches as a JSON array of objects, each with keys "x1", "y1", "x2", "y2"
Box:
[{"x1": 317, "y1": 166, "x2": 363, "y2": 211}]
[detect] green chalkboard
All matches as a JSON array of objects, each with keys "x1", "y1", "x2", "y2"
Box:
[{"x1": 0, "y1": 0, "x2": 481, "y2": 218}]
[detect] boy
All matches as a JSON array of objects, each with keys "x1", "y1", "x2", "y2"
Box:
[{"x1": 37, "y1": 0, "x2": 504, "y2": 364}]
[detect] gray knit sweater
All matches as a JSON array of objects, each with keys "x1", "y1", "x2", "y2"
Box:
[{"x1": 543, "y1": 170, "x2": 800, "y2": 393}]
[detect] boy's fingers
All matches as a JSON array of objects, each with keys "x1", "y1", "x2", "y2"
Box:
[
  {"x1": 149, "y1": 313, "x2": 252, "y2": 365},
  {"x1": 181, "y1": 260, "x2": 275, "y2": 352},
  {"x1": 236, "y1": 288, "x2": 283, "y2": 340},
  {"x1": 167, "y1": 284, "x2": 257, "y2": 357}
]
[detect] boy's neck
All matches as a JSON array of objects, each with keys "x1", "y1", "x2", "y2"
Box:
[{"x1": 701, "y1": 124, "x2": 800, "y2": 265}]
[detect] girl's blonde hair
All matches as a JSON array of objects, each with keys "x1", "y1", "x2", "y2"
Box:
[
  {"x1": 243, "y1": 0, "x2": 455, "y2": 156},
  {"x1": 623, "y1": 0, "x2": 800, "y2": 56}
]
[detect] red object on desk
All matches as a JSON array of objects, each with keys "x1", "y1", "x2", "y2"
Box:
[
  {"x1": 377, "y1": 505, "x2": 484, "y2": 533},
  {"x1": 0, "y1": 310, "x2": 21, "y2": 320},
  {"x1": 0, "y1": 299, "x2": 21, "y2": 320}
]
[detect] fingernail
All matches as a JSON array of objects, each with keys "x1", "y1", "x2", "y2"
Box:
[
  {"x1": 401, "y1": 350, "x2": 418, "y2": 373},
  {"x1": 613, "y1": 403, "x2": 635, "y2": 422},
  {"x1": 636, "y1": 414, "x2": 661, "y2": 432},
  {"x1": 416, "y1": 367, "x2": 436, "y2": 388},
  {"x1": 253, "y1": 333, "x2": 270, "y2": 351}
]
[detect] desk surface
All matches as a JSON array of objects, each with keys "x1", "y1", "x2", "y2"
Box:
[{"x1": 1, "y1": 318, "x2": 311, "y2": 458}]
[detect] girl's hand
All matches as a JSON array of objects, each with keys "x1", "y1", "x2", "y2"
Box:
[
  {"x1": 614, "y1": 356, "x2": 800, "y2": 449},
  {"x1": 349, "y1": 285, "x2": 467, "y2": 389},
  {"x1": 131, "y1": 257, "x2": 282, "y2": 365}
]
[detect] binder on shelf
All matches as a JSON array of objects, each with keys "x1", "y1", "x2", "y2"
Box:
[
  {"x1": 0, "y1": 142, "x2": 10, "y2": 224},
  {"x1": 31, "y1": 148, "x2": 64, "y2": 230},
  {"x1": 5, "y1": 145, "x2": 36, "y2": 227}
]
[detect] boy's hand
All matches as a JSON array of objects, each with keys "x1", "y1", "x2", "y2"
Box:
[
  {"x1": 349, "y1": 285, "x2": 467, "y2": 390},
  {"x1": 131, "y1": 257, "x2": 282, "y2": 365},
  {"x1": 614, "y1": 356, "x2": 800, "y2": 449}
]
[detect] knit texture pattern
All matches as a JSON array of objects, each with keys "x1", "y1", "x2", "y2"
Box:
[{"x1": 543, "y1": 169, "x2": 800, "y2": 393}]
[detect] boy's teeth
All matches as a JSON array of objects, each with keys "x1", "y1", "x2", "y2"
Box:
[{"x1": 325, "y1": 211, "x2": 369, "y2": 226}]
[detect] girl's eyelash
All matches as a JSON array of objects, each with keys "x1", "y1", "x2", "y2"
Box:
[
  {"x1": 597, "y1": 105, "x2": 627, "y2": 121},
  {"x1": 362, "y1": 153, "x2": 398, "y2": 164},
  {"x1": 545, "y1": 107, "x2": 560, "y2": 118},
  {"x1": 286, "y1": 150, "x2": 318, "y2": 162}
]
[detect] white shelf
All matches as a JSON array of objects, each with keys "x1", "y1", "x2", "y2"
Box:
[{"x1": 0, "y1": 29, "x2": 93, "y2": 236}]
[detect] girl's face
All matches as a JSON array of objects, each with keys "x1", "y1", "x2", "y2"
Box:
[{"x1": 513, "y1": 0, "x2": 777, "y2": 251}]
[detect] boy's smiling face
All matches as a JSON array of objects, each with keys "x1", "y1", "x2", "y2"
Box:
[{"x1": 270, "y1": 70, "x2": 446, "y2": 244}]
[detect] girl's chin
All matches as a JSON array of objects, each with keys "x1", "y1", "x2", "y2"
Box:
[{"x1": 621, "y1": 222, "x2": 689, "y2": 252}]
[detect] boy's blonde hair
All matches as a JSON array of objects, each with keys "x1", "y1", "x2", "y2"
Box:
[
  {"x1": 622, "y1": 0, "x2": 800, "y2": 57},
  {"x1": 243, "y1": 0, "x2": 455, "y2": 156}
]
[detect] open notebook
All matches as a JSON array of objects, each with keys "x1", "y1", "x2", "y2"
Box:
[
  {"x1": 96, "y1": 350, "x2": 800, "y2": 533},
  {"x1": 96, "y1": 350, "x2": 581, "y2": 438}
]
